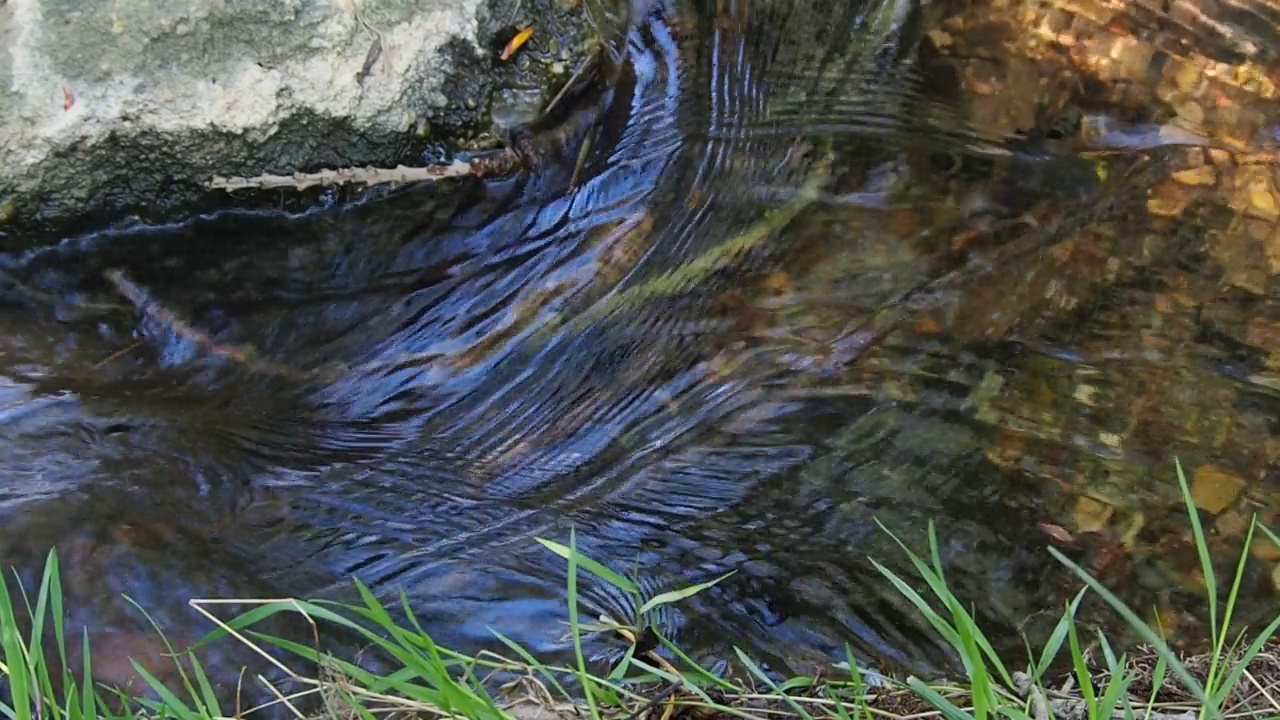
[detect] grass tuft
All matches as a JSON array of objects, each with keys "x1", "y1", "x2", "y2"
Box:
[{"x1": 0, "y1": 460, "x2": 1276, "y2": 720}]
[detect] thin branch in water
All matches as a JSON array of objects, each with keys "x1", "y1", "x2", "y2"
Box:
[
  {"x1": 90, "y1": 341, "x2": 143, "y2": 370},
  {"x1": 104, "y1": 268, "x2": 309, "y2": 379},
  {"x1": 543, "y1": 49, "x2": 600, "y2": 119}
]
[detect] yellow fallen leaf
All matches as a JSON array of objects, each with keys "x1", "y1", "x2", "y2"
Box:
[
  {"x1": 1147, "y1": 194, "x2": 1187, "y2": 217},
  {"x1": 926, "y1": 29, "x2": 953, "y2": 49},
  {"x1": 1191, "y1": 464, "x2": 1246, "y2": 514},
  {"x1": 1073, "y1": 496, "x2": 1113, "y2": 533},
  {"x1": 1173, "y1": 60, "x2": 1201, "y2": 91},
  {"x1": 1171, "y1": 165, "x2": 1215, "y2": 187},
  {"x1": 500, "y1": 26, "x2": 534, "y2": 61},
  {"x1": 1249, "y1": 188, "x2": 1279, "y2": 218}
]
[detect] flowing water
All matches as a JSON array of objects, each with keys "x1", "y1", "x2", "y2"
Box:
[{"x1": 3, "y1": 0, "x2": 1280, "y2": 704}]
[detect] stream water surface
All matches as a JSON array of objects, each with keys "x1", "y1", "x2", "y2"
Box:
[{"x1": 3, "y1": 0, "x2": 1280, "y2": 707}]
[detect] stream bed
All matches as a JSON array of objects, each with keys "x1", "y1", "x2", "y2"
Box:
[{"x1": 2, "y1": 0, "x2": 1280, "y2": 705}]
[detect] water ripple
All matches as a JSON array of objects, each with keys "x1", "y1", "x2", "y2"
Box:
[{"x1": 0, "y1": 0, "x2": 1185, "y2": 686}]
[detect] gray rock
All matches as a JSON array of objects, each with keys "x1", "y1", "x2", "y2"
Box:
[{"x1": 0, "y1": 0, "x2": 612, "y2": 245}]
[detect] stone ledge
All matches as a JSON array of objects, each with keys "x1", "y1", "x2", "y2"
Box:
[{"x1": 0, "y1": 0, "x2": 608, "y2": 247}]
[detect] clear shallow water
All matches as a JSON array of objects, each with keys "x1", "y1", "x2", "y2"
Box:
[{"x1": 2, "y1": 0, "x2": 1280, "y2": 702}]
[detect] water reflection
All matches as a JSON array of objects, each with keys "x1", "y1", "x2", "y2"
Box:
[{"x1": 2, "y1": 0, "x2": 1280, "y2": 706}]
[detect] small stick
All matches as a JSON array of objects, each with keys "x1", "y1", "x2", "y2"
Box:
[
  {"x1": 623, "y1": 682, "x2": 682, "y2": 720},
  {"x1": 90, "y1": 340, "x2": 143, "y2": 370},
  {"x1": 104, "y1": 268, "x2": 309, "y2": 379},
  {"x1": 543, "y1": 49, "x2": 598, "y2": 119},
  {"x1": 207, "y1": 160, "x2": 477, "y2": 192}
]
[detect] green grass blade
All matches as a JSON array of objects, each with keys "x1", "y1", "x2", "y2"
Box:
[
  {"x1": 869, "y1": 560, "x2": 964, "y2": 651},
  {"x1": 79, "y1": 630, "x2": 95, "y2": 720},
  {"x1": 128, "y1": 659, "x2": 199, "y2": 720},
  {"x1": 629, "y1": 657, "x2": 747, "y2": 719},
  {"x1": 25, "y1": 570, "x2": 47, "y2": 664},
  {"x1": 27, "y1": 554, "x2": 58, "y2": 705},
  {"x1": 1206, "y1": 611, "x2": 1280, "y2": 711},
  {"x1": 637, "y1": 572, "x2": 735, "y2": 616},
  {"x1": 777, "y1": 674, "x2": 817, "y2": 693},
  {"x1": 248, "y1": 634, "x2": 382, "y2": 688},
  {"x1": 1095, "y1": 631, "x2": 1120, "y2": 671},
  {"x1": 951, "y1": 610, "x2": 993, "y2": 720},
  {"x1": 215, "y1": 600, "x2": 399, "y2": 657},
  {"x1": 841, "y1": 645, "x2": 873, "y2": 720},
  {"x1": 1034, "y1": 588, "x2": 1088, "y2": 680},
  {"x1": 490, "y1": 629, "x2": 573, "y2": 699},
  {"x1": 1257, "y1": 523, "x2": 1280, "y2": 552},
  {"x1": 44, "y1": 552, "x2": 67, "y2": 687},
  {"x1": 1176, "y1": 460, "x2": 1219, "y2": 643},
  {"x1": 0, "y1": 572, "x2": 32, "y2": 720},
  {"x1": 1143, "y1": 652, "x2": 1168, "y2": 717},
  {"x1": 832, "y1": 695, "x2": 857, "y2": 720},
  {"x1": 375, "y1": 587, "x2": 493, "y2": 715},
  {"x1": 1205, "y1": 520, "x2": 1258, "y2": 703},
  {"x1": 905, "y1": 678, "x2": 974, "y2": 720},
  {"x1": 536, "y1": 537, "x2": 640, "y2": 594},
  {"x1": 652, "y1": 630, "x2": 736, "y2": 689},
  {"x1": 122, "y1": 595, "x2": 210, "y2": 716},
  {"x1": 1066, "y1": 611, "x2": 1096, "y2": 713},
  {"x1": 185, "y1": 601, "x2": 323, "y2": 651},
  {"x1": 186, "y1": 651, "x2": 222, "y2": 717},
  {"x1": 566, "y1": 529, "x2": 602, "y2": 720},
  {"x1": 733, "y1": 647, "x2": 815, "y2": 720},
  {"x1": 607, "y1": 644, "x2": 636, "y2": 682},
  {"x1": 875, "y1": 520, "x2": 1013, "y2": 686},
  {"x1": 1096, "y1": 653, "x2": 1132, "y2": 720},
  {"x1": 1049, "y1": 546, "x2": 1216, "y2": 715}
]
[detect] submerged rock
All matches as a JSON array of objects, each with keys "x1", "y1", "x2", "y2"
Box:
[{"x1": 0, "y1": 0, "x2": 614, "y2": 245}]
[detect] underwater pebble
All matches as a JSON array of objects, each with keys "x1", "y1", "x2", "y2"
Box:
[
  {"x1": 1251, "y1": 535, "x2": 1280, "y2": 561},
  {"x1": 1073, "y1": 383, "x2": 1098, "y2": 406}
]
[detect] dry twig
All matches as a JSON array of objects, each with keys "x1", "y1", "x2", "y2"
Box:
[
  {"x1": 104, "y1": 268, "x2": 310, "y2": 379},
  {"x1": 1013, "y1": 672, "x2": 1196, "y2": 720},
  {"x1": 207, "y1": 160, "x2": 477, "y2": 192}
]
